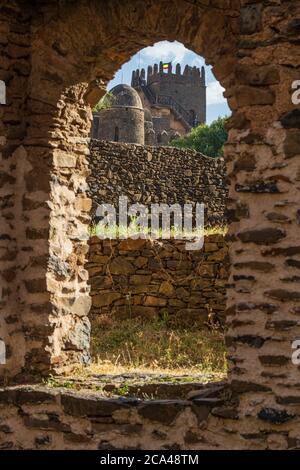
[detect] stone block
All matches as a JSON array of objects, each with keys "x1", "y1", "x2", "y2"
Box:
[
  {"x1": 138, "y1": 400, "x2": 187, "y2": 424},
  {"x1": 240, "y1": 4, "x2": 262, "y2": 34},
  {"x1": 61, "y1": 394, "x2": 138, "y2": 417}
]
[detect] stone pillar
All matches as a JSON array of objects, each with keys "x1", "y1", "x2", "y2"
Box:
[
  {"x1": 0, "y1": 2, "x2": 33, "y2": 383},
  {"x1": 224, "y1": 3, "x2": 300, "y2": 438},
  {"x1": 0, "y1": 13, "x2": 93, "y2": 382}
]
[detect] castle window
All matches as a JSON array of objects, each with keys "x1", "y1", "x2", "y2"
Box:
[
  {"x1": 0, "y1": 80, "x2": 6, "y2": 104},
  {"x1": 114, "y1": 126, "x2": 119, "y2": 142}
]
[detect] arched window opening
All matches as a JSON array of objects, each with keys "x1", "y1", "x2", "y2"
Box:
[{"x1": 88, "y1": 41, "x2": 230, "y2": 393}]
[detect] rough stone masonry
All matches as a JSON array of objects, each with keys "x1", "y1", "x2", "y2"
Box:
[
  {"x1": 87, "y1": 140, "x2": 227, "y2": 327},
  {"x1": 88, "y1": 139, "x2": 227, "y2": 226},
  {"x1": 1, "y1": 0, "x2": 300, "y2": 451},
  {"x1": 88, "y1": 235, "x2": 228, "y2": 327}
]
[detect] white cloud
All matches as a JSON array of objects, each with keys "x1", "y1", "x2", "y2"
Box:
[
  {"x1": 206, "y1": 81, "x2": 226, "y2": 105},
  {"x1": 141, "y1": 41, "x2": 190, "y2": 65}
]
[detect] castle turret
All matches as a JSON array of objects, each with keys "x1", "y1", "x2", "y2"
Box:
[
  {"x1": 131, "y1": 70, "x2": 136, "y2": 87},
  {"x1": 133, "y1": 62, "x2": 206, "y2": 126},
  {"x1": 201, "y1": 66, "x2": 205, "y2": 85}
]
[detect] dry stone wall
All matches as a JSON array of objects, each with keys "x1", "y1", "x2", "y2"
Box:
[
  {"x1": 88, "y1": 235, "x2": 228, "y2": 326},
  {"x1": 1, "y1": 0, "x2": 300, "y2": 451},
  {"x1": 0, "y1": 382, "x2": 239, "y2": 450},
  {"x1": 88, "y1": 140, "x2": 227, "y2": 227},
  {"x1": 87, "y1": 141, "x2": 227, "y2": 326}
]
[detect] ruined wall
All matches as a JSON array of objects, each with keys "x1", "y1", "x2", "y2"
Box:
[
  {"x1": 0, "y1": 1, "x2": 39, "y2": 382},
  {"x1": 88, "y1": 140, "x2": 226, "y2": 226},
  {"x1": 0, "y1": 0, "x2": 93, "y2": 382},
  {"x1": 1, "y1": 0, "x2": 300, "y2": 451},
  {"x1": 88, "y1": 235, "x2": 228, "y2": 326},
  {"x1": 87, "y1": 139, "x2": 227, "y2": 325},
  {"x1": 0, "y1": 383, "x2": 241, "y2": 450}
]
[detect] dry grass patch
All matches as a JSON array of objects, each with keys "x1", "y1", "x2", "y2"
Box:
[{"x1": 90, "y1": 315, "x2": 226, "y2": 378}]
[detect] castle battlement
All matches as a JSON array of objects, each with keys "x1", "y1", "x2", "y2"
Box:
[{"x1": 131, "y1": 61, "x2": 205, "y2": 88}]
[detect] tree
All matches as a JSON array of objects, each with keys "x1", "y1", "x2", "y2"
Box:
[
  {"x1": 93, "y1": 91, "x2": 115, "y2": 112},
  {"x1": 171, "y1": 116, "x2": 228, "y2": 158}
]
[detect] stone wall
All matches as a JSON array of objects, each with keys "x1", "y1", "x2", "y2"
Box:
[
  {"x1": 88, "y1": 140, "x2": 226, "y2": 227},
  {"x1": 88, "y1": 235, "x2": 228, "y2": 325},
  {"x1": 1, "y1": 0, "x2": 300, "y2": 451},
  {"x1": 0, "y1": 0, "x2": 94, "y2": 382},
  {"x1": 0, "y1": 382, "x2": 239, "y2": 450}
]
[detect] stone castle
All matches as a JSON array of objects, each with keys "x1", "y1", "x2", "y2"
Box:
[
  {"x1": 2, "y1": 0, "x2": 300, "y2": 452},
  {"x1": 91, "y1": 62, "x2": 206, "y2": 145}
]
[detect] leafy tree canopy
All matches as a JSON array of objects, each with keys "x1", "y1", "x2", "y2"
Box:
[
  {"x1": 93, "y1": 91, "x2": 115, "y2": 112},
  {"x1": 171, "y1": 116, "x2": 228, "y2": 158}
]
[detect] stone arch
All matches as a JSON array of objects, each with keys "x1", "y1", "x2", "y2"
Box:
[
  {"x1": 0, "y1": 1, "x2": 268, "y2": 380},
  {"x1": 1, "y1": 4, "x2": 300, "y2": 446},
  {"x1": 26, "y1": 2, "x2": 231, "y2": 377}
]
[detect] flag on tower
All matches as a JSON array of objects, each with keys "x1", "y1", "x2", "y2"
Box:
[{"x1": 163, "y1": 63, "x2": 169, "y2": 71}]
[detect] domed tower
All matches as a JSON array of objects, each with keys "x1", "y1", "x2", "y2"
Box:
[
  {"x1": 144, "y1": 108, "x2": 156, "y2": 145},
  {"x1": 93, "y1": 84, "x2": 145, "y2": 144}
]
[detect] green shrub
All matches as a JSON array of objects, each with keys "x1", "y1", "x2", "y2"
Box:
[
  {"x1": 171, "y1": 116, "x2": 228, "y2": 158},
  {"x1": 93, "y1": 91, "x2": 115, "y2": 112}
]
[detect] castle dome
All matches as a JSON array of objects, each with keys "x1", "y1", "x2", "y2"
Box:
[{"x1": 110, "y1": 84, "x2": 142, "y2": 109}]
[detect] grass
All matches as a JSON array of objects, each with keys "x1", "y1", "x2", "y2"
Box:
[
  {"x1": 88, "y1": 221, "x2": 228, "y2": 240},
  {"x1": 44, "y1": 317, "x2": 226, "y2": 396},
  {"x1": 89, "y1": 315, "x2": 227, "y2": 378}
]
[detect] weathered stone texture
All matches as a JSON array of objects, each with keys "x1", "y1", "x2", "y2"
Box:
[
  {"x1": 88, "y1": 235, "x2": 228, "y2": 325},
  {"x1": 88, "y1": 140, "x2": 226, "y2": 226},
  {"x1": 0, "y1": 383, "x2": 240, "y2": 450},
  {"x1": 1, "y1": 0, "x2": 300, "y2": 451}
]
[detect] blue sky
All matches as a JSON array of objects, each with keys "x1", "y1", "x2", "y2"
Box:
[{"x1": 108, "y1": 41, "x2": 231, "y2": 124}]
